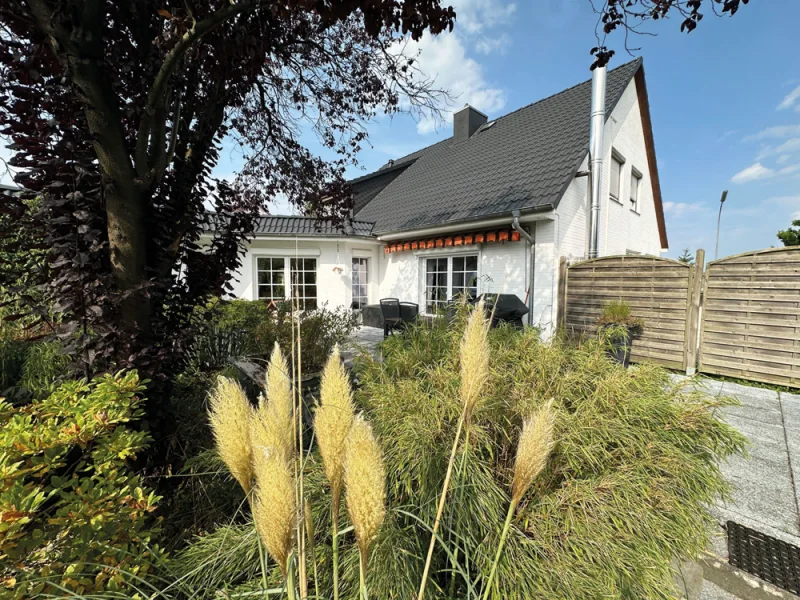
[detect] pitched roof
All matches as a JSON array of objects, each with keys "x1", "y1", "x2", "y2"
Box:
[
  {"x1": 251, "y1": 215, "x2": 375, "y2": 237},
  {"x1": 353, "y1": 59, "x2": 654, "y2": 237}
]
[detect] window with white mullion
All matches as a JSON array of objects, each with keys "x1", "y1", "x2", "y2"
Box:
[
  {"x1": 423, "y1": 254, "x2": 479, "y2": 314},
  {"x1": 352, "y1": 257, "x2": 368, "y2": 309},
  {"x1": 289, "y1": 258, "x2": 318, "y2": 310},
  {"x1": 424, "y1": 257, "x2": 449, "y2": 314},
  {"x1": 256, "y1": 257, "x2": 286, "y2": 302},
  {"x1": 451, "y1": 255, "x2": 478, "y2": 301}
]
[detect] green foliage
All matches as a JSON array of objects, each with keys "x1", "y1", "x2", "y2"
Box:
[
  {"x1": 192, "y1": 299, "x2": 358, "y2": 373},
  {"x1": 677, "y1": 247, "x2": 695, "y2": 264},
  {"x1": 596, "y1": 300, "x2": 644, "y2": 338},
  {"x1": 344, "y1": 318, "x2": 745, "y2": 599},
  {"x1": 0, "y1": 371, "x2": 163, "y2": 598},
  {"x1": 0, "y1": 327, "x2": 68, "y2": 400},
  {"x1": 777, "y1": 219, "x2": 800, "y2": 246}
]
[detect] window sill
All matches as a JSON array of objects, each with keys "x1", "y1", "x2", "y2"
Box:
[
  {"x1": 609, "y1": 195, "x2": 624, "y2": 205},
  {"x1": 630, "y1": 208, "x2": 640, "y2": 215}
]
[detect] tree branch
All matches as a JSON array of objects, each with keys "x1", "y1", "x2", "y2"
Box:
[{"x1": 134, "y1": 0, "x2": 268, "y2": 183}]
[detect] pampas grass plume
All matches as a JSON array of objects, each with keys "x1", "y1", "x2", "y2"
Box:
[
  {"x1": 314, "y1": 345, "x2": 355, "y2": 508},
  {"x1": 209, "y1": 376, "x2": 254, "y2": 494},
  {"x1": 251, "y1": 343, "x2": 294, "y2": 464},
  {"x1": 460, "y1": 299, "x2": 490, "y2": 421},
  {"x1": 344, "y1": 415, "x2": 386, "y2": 556},
  {"x1": 511, "y1": 400, "x2": 556, "y2": 505},
  {"x1": 253, "y1": 450, "x2": 296, "y2": 573}
]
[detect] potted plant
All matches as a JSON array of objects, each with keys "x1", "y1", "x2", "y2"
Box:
[{"x1": 596, "y1": 300, "x2": 644, "y2": 367}]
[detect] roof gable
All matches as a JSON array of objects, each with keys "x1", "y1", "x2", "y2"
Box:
[{"x1": 354, "y1": 59, "x2": 644, "y2": 235}]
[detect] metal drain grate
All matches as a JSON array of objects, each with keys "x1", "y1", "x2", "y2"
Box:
[{"x1": 726, "y1": 520, "x2": 800, "y2": 594}]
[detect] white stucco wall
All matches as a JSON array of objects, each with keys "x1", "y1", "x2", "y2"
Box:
[
  {"x1": 226, "y1": 237, "x2": 382, "y2": 309},
  {"x1": 598, "y1": 78, "x2": 662, "y2": 257}
]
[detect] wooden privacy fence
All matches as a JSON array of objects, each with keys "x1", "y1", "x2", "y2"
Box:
[
  {"x1": 698, "y1": 247, "x2": 800, "y2": 388},
  {"x1": 559, "y1": 254, "x2": 701, "y2": 371},
  {"x1": 558, "y1": 247, "x2": 800, "y2": 388}
]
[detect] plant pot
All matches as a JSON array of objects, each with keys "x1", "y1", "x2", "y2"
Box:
[{"x1": 600, "y1": 325, "x2": 635, "y2": 368}]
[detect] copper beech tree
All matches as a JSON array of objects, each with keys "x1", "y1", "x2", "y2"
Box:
[{"x1": 0, "y1": 1, "x2": 454, "y2": 376}]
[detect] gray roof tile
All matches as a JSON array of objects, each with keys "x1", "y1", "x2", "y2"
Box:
[{"x1": 354, "y1": 59, "x2": 642, "y2": 234}]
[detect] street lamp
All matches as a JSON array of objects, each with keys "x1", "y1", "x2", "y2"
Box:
[{"x1": 715, "y1": 190, "x2": 728, "y2": 260}]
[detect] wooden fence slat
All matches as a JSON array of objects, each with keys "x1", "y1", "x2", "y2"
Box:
[
  {"x1": 564, "y1": 255, "x2": 691, "y2": 370},
  {"x1": 697, "y1": 247, "x2": 800, "y2": 388}
]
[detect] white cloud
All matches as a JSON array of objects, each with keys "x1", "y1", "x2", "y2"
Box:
[
  {"x1": 398, "y1": 32, "x2": 507, "y2": 134},
  {"x1": 663, "y1": 201, "x2": 704, "y2": 218},
  {"x1": 792, "y1": 210, "x2": 800, "y2": 220},
  {"x1": 732, "y1": 162, "x2": 774, "y2": 183},
  {"x1": 744, "y1": 125, "x2": 800, "y2": 141},
  {"x1": 778, "y1": 84, "x2": 800, "y2": 111},
  {"x1": 732, "y1": 162, "x2": 800, "y2": 184},
  {"x1": 756, "y1": 137, "x2": 800, "y2": 160},
  {"x1": 778, "y1": 154, "x2": 792, "y2": 165},
  {"x1": 451, "y1": 0, "x2": 517, "y2": 34},
  {"x1": 475, "y1": 33, "x2": 511, "y2": 55}
]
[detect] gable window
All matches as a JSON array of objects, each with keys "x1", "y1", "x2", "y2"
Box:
[
  {"x1": 424, "y1": 254, "x2": 479, "y2": 314},
  {"x1": 255, "y1": 256, "x2": 317, "y2": 309},
  {"x1": 257, "y1": 257, "x2": 286, "y2": 302},
  {"x1": 630, "y1": 168, "x2": 642, "y2": 213},
  {"x1": 352, "y1": 257, "x2": 369, "y2": 309},
  {"x1": 609, "y1": 150, "x2": 625, "y2": 203}
]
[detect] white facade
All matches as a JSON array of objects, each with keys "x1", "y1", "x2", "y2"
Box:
[
  {"x1": 226, "y1": 237, "x2": 382, "y2": 309},
  {"x1": 228, "y1": 79, "x2": 663, "y2": 339}
]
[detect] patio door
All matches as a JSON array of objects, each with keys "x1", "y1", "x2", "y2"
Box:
[
  {"x1": 423, "y1": 254, "x2": 478, "y2": 314},
  {"x1": 352, "y1": 257, "x2": 369, "y2": 309}
]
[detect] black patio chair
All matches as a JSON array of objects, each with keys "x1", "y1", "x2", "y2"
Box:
[{"x1": 380, "y1": 298, "x2": 402, "y2": 338}]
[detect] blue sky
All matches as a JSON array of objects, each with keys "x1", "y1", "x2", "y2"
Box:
[{"x1": 218, "y1": 0, "x2": 800, "y2": 259}]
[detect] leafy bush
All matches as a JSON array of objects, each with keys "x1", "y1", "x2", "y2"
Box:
[
  {"x1": 192, "y1": 299, "x2": 358, "y2": 373},
  {"x1": 0, "y1": 371, "x2": 163, "y2": 598}
]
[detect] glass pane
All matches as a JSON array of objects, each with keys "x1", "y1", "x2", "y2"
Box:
[
  {"x1": 452, "y1": 272, "x2": 464, "y2": 288},
  {"x1": 258, "y1": 285, "x2": 269, "y2": 299},
  {"x1": 275, "y1": 284, "x2": 285, "y2": 298},
  {"x1": 453, "y1": 256, "x2": 464, "y2": 271},
  {"x1": 273, "y1": 258, "x2": 284, "y2": 270},
  {"x1": 465, "y1": 255, "x2": 478, "y2": 271},
  {"x1": 258, "y1": 272, "x2": 269, "y2": 285},
  {"x1": 304, "y1": 272, "x2": 315, "y2": 284}
]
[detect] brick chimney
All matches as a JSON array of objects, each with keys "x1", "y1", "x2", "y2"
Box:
[{"x1": 453, "y1": 104, "x2": 488, "y2": 143}]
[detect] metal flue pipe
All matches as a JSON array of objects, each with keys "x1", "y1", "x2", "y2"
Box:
[{"x1": 588, "y1": 66, "x2": 607, "y2": 259}]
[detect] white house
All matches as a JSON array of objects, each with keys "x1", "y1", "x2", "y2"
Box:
[{"x1": 224, "y1": 58, "x2": 668, "y2": 337}]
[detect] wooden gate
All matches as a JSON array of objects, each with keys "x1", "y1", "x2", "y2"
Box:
[
  {"x1": 698, "y1": 247, "x2": 800, "y2": 387},
  {"x1": 561, "y1": 255, "x2": 697, "y2": 370}
]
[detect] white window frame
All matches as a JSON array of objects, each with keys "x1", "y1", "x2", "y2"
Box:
[
  {"x1": 630, "y1": 167, "x2": 642, "y2": 214},
  {"x1": 255, "y1": 256, "x2": 287, "y2": 303},
  {"x1": 609, "y1": 149, "x2": 625, "y2": 204},
  {"x1": 253, "y1": 255, "x2": 318, "y2": 309},
  {"x1": 420, "y1": 252, "x2": 480, "y2": 315},
  {"x1": 351, "y1": 257, "x2": 369, "y2": 309}
]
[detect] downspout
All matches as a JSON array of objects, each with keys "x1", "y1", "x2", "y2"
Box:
[
  {"x1": 511, "y1": 210, "x2": 535, "y2": 327},
  {"x1": 588, "y1": 65, "x2": 607, "y2": 259}
]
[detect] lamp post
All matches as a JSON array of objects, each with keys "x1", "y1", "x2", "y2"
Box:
[{"x1": 715, "y1": 190, "x2": 728, "y2": 260}]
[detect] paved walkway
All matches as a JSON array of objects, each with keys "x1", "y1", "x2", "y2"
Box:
[
  {"x1": 672, "y1": 376, "x2": 800, "y2": 599},
  {"x1": 691, "y1": 377, "x2": 800, "y2": 546}
]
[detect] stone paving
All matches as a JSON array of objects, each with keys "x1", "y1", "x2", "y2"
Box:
[{"x1": 684, "y1": 377, "x2": 800, "y2": 546}]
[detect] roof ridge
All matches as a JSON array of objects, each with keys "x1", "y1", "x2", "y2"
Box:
[{"x1": 489, "y1": 57, "x2": 642, "y2": 126}]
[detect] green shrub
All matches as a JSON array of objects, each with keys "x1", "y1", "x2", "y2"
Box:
[
  {"x1": 193, "y1": 299, "x2": 358, "y2": 373},
  {"x1": 596, "y1": 299, "x2": 644, "y2": 337},
  {"x1": 0, "y1": 371, "x2": 163, "y2": 598}
]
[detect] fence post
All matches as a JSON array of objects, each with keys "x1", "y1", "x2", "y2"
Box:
[
  {"x1": 557, "y1": 256, "x2": 568, "y2": 333},
  {"x1": 684, "y1": 249, "x2": 705, "y2": 376}
]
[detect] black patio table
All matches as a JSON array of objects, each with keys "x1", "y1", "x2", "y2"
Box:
[{"x1": 474, "y1": 293, "x2": 529, "y2": 328}]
